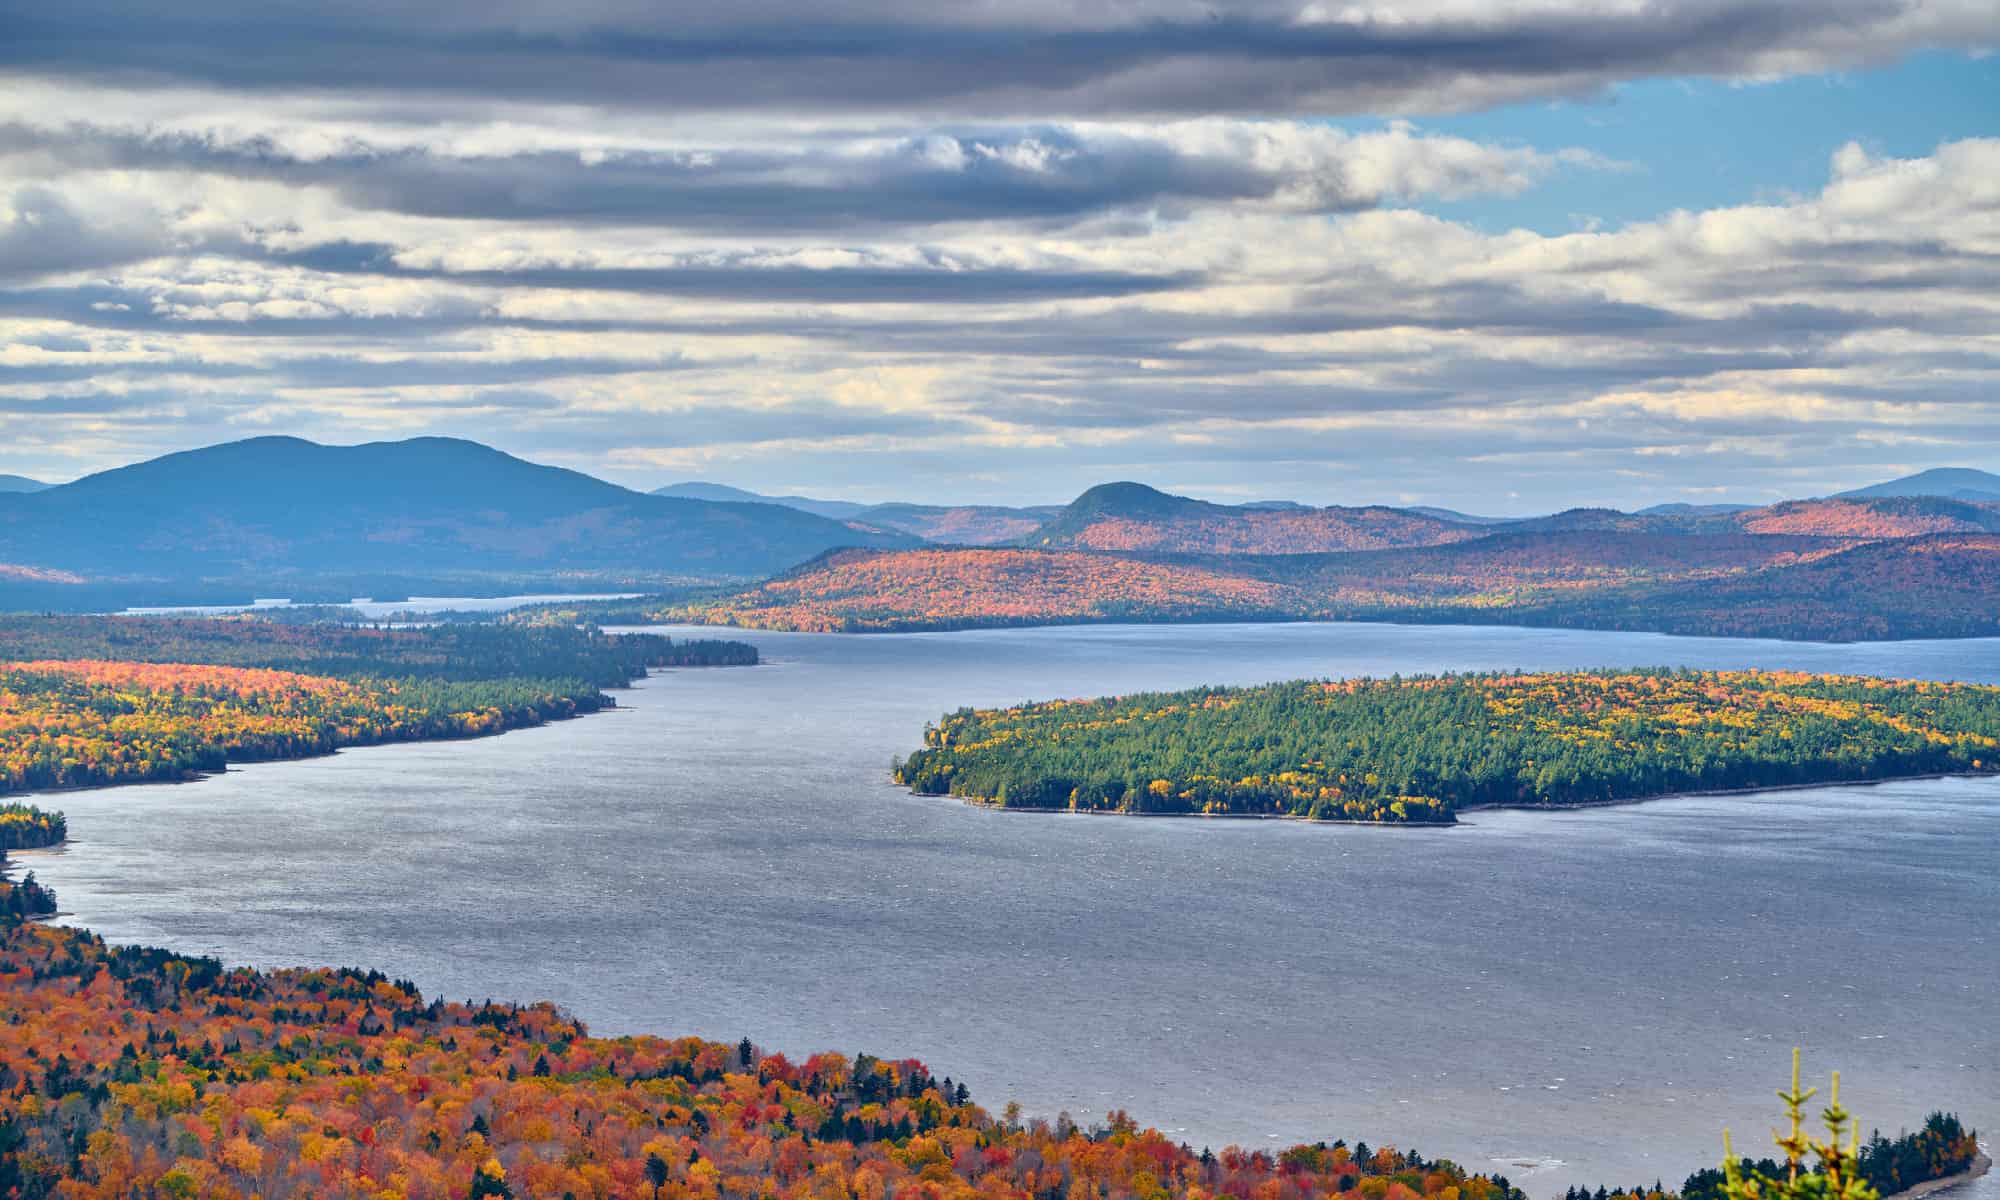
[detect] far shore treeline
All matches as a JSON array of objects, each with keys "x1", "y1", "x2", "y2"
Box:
[{"x1": 894, "y1": 669, "x2": 2000, "y2": 823}]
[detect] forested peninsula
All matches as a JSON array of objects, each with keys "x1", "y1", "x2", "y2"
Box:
[
  {"x1": 0, "y1": 615, "x2": 756, "y2": 794},
  {"x1": 894, "y1": 670, "x2": 2000, "y2": 823}
]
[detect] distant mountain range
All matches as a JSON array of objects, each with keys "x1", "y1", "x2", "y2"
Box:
[
  {"x1": 621, "y1": 465, "x2": 2000, "y2": 641},
  {"x1": 1835, "y1": 467, "x2": 2000, "y2": 504},
  {"x1": 651, "y1": 481, "x2": 871, "y2": 521},
  {"x1": 0, "y1": 437, "x2": 913, "y2": 602},
  {"x1": 653, "y1": 468, "x2": 2000, "y2": 554},
  {"x1": 652, "y1": 481, "x2": 1060, "y2": 545},
  {"x1": 0, "y1": 474, "x2": 48, "y2": 493},
  {"x1": 1, "y1": 439, "x2": 1993, "y2": 626}
]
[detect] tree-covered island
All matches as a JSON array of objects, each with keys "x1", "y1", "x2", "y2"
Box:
[{"x1": 895, "y1": 670, "x2": 2000, "y2": 823}]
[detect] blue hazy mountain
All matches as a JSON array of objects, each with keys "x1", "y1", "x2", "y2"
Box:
[
  {"x1": 0, "y1": 437, "x2": 913, "y2": 589},
  {"x1": 1837, "y1": 467, "x2": 2000, "y2": 503}
]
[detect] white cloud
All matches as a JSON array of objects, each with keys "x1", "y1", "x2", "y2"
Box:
[{"x1": 1, "y1": 58, "x2": 1996, "y2": 508}]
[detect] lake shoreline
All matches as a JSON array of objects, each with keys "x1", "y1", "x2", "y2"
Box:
[
  {"x1": 0, "y1": 676, "x2": 651, "y2": 804},
  {"x1": 665, "y1": 611, "x2": 2000, "y2": 646},
  {"x1": 908, "y1": 767, "x2": 2000, "y2": 827},
  {"x1": 1886, "y1": 1151, "x2": 1991, "y2": 1200}
]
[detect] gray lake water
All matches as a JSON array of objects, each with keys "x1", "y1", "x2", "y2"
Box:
[{"x1": 17, "y1": 622, "x2": 1999, "y2": 1197}]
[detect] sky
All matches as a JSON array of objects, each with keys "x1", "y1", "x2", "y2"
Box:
[{"x1": 1, "y1": 2, "x2": 1996, "y2": 513}]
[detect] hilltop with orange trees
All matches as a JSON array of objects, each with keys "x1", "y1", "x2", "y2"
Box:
[
  {"x1": 632, "y1": 532, "x2": 2000, "y2": 641},
  {"x1": 676, "y1": 547, "x2": 1297, "y2": 632}
]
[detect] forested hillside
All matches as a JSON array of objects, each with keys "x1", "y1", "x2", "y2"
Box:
[
  {"x1": 671, "y1": 548, "x2": 1298, "y2": 631},
  {"x1": 895, "y1": 670, "x2": 2000, "y2": 823},
  {"x1": 0, "y1": 915, "x2": 1533, "y2": 1200},
  {"x1": 1512, "y1": 535, "x2": 2000, "y2": 641},
  {"x1": 1733, "y1": 496, "x2": 2000, "y2": 538},
  {"x1": 646, "y1": 532, "x2": 2000, "y2": 641}
]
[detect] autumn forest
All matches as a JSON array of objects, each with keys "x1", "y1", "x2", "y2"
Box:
[{"x1": 893, "y1": 670, "x2": 2000, "y2": 823}]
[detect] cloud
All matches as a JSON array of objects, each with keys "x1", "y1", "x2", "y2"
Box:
[
  {"x1": 0, "y1": 184, "x2": 172, "y2": 280},
  {"x1": 4, "y1": 1, "x2": 1993, "y2": 117},
  {"x1": 2, "y1": 7, "x2": 1997, "y2": 513},
  {"x1": 0, "y1": 116, "x2": 1590, "y2": 232}
]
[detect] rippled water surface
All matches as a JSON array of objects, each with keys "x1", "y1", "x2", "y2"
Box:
[{"x1": 21, "y1": 622, "x2": 1999, "y2": 1196}]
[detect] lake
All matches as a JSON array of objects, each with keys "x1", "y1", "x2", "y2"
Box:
[{"x1": 19, "y1": 621, "x2": 1998, "y2": 1197}]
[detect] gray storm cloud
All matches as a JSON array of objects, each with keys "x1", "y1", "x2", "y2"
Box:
[{"x1": 4, "y1": 0, "x2": 1992, "y2": 116}]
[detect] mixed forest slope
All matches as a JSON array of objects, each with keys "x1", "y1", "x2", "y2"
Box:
[
  {"x1": 649, "y1": 531, "x2": 2000, "y2": 640},
  {"x1": 1731, "y1": 496, "x2": 2000, "y2": 538},
  {"x1": 0, "y1": 912, "x2": 1535, "y2": 1200},
  {"x1": 676, "y1": 547, "x2": 1298, "y2": 631},
  {"x1": 894, "y1": 670, "x2": 2000, "y2": 823},
  {"x1": 1512, "y1": 534, "x2": 2000, "y2": 641}
]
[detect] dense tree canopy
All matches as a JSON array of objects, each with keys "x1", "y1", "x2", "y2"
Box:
[
  {"x1": 0, "y1": 803, "x2": 64, "y2": 852},
  {"x1": 0, "y1": 918, "x2": 1531, "y2": 1200},
  {"x1": 632, "y1": 533, "x2": 2000, "y2": 642},
  {"x1": 0, "y1": 615, "x2": 755, "y2": 686},
  {"x1": 0, "y1": 615, "x2": 758, "y2": 795},
  {"x1": 895, "y1": 670, "x2": 2000, "y2": 823},
  {"x1": 0, "y1": 661, "x2": 617, "y2": 794}
]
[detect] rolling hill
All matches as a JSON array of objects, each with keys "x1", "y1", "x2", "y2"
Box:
[
  {"x1": 652, "y1": 527, "x2": 1997, "y2": 640},
  {"x1": 0, "y1": 437, "x2": 913, "y2": 599},
  {"x1": 1026, "y1": 481, "x2": 1481, "y2": 554},
  {"x1": 1477, "y1": 495, "x2": 2000, "y2": 539},
  {"x1": 1733, "y1": 495, "x2": 2000, "y2": 537},
  {"x1": 670, "y1": 546, "x2": 1296, "y2": 631},
  {"x1": 0, "y1": 475, "x2": 47, "y2": 494},
  {"x1": 1516, "y1": 533, "x2": 2000, "y2": 640}
]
